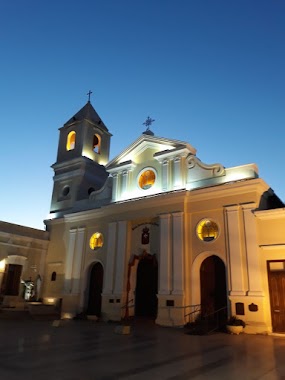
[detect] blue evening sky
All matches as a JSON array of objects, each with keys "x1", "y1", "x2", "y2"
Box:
[{"x1": 1, "y1": 1, "x2": 284, "y2": 230}]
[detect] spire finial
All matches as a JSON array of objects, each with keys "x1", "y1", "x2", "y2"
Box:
[
  {"x1": 87, "y1": 90, "x2": 93, "y2": 103},
  {"x1": 142, "y1": 116, "x2": 155, "y2": 136},
  {"x1": 143, "y1": 116, "x2": 155, "y2": 131}
]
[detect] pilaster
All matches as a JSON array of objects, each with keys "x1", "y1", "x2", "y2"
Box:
[
  {"x1": 173, "y1": 156, "x2": 182, "y2": 189},
  {"x1": 172, "y1": 212, "x2": 184, "y2": 295},
  {"x1": 225, "y1": 205, "x2": 246, "y2": 296},
  {"x1": 113, "y1": 221, "x2": 128, "y2": 295},
  {"x1": 71, "y1": 227, "x2": 85, "y2": 294},
  {"x1": 102, "y1": 222, "x2": 117, "y2": 295},
  {"x1": 111, "y1": 174, "x2": 118, "y2": 202},
  {"x1": 162, "y1": 159, "x2": 170, "y2": 191},
  {"x1": 158, "y1": 214, "x2": 171, "y2": 294},
  {"x1": 242, "y1": 203, "x2": 263, "y2": 296},
  {"x1": 64, "y1": 229, "x2": 77, "y2": 294}
]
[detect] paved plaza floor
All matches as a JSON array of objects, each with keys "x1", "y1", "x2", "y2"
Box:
[{"x1": 0, "y1": 317, "x2": 285, "y2": 380}]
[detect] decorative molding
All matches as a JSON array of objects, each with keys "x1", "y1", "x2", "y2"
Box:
[
  {"x1": 188, "y1": 156, "x2": 225, "y2": 176},
  {"x1": 254, "y1": 209, "x2": 285, "y2": 220},
  {"x1": 132, "y1": 222, "x2": 159, "y2": 231},
  {"x1": 259, "y1": 244, "x2": 285, "y2": 250},
  {"x1": 47, "y1": 261, "x2": 63, "y2": 266}
]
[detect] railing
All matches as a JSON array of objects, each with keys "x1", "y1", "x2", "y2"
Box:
[
  {"x1": 185, "y1": 305, "x2": 228, "y2": 335},
  {"x1": 200, "y1": 306, "x2": 228, "y2": 334},
  {"x1": 121, "y1": 298, "x2": 134, "y2": 320},
  {"x1": 184, "y1": 304, "x2": 201, "y2": 325}
]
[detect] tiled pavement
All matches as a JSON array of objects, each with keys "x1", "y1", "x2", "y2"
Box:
[{"x1": 0, "y1": 317, "x2": 285, "y2": 380}]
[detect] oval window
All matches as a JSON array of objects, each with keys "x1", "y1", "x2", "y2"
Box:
[
  {"x1": 138, "y1": 169, "x2": 156, "y2": 190},
  {"x1": 89, "y1": 232, "x2": 104, "y2": 250}
]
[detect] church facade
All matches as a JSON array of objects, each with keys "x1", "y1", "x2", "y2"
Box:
[{"x1": 1, "y1": 100, "x2": 285, "y2": 334}]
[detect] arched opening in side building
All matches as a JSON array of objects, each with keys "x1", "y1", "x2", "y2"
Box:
[
  {"x1": 200, "y1": 255, "x2": 227, "y2": 318},
  {"x1": 1, "y1": 264, "x2": 22, "y2": 296},
  {"x1": 135, "y1": 254, "x2": 158, "y2": 318},
  {"x1": 87, "y1": 262, "x2": 103, "y2": 317}
]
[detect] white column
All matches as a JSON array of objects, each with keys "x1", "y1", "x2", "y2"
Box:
[
  {"x1": 102, "y1": 222, "x2": 117, "y2": 294},
  {"x1": 225, "y1": 206, "x2": 246, "y2": 296},
  {"x1": 71, "y1": 227, "x2": 85, "y2": 294},
  {"x1": 242, "y1": 204, "x2": 263, "y2": 296},
  {"x1": 111, "y1": 173, "x2": 118, "y2": 202},
  {"x1": 121, "y1": 170, "x2": 129, "y2": 198},
  {"x1": 158, "y1": 214, "x2": 171, "y2": 294},
  {"x1": 173, "y1": 156, "x2": 182, "y2": 189},
  {"x1": 64, "y1": 229, "x2": 77, "y2": 294},
  {"x1": 162, "y1": 159, "x2": 169, "y2": 191},
  {"x1": 172, "y1": 212, "x2": 184, "y2": 295},
  {"x1": 113, "y1": 221, "x2": 128, "y2": 294}
]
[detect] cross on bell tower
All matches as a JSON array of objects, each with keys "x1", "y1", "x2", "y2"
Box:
[{"x1": 87, "y1": 90, "x2": 93, "y2": 102}]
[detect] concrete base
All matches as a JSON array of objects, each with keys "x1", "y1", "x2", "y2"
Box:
[
  {"x1": 2, "y1": 296, "x2": 26, "y2": 310},
  {"x1": 244, "y1": 322, "x2": 269, "y2": 335}
]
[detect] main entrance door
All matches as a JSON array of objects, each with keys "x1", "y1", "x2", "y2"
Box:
[
  {"x1": 268, "y1": 261, "x2": 285, "y2": 333},
  {"x1": 135, "y1": 255, "x2": 158, "y2": 318},
  {"x1": 200, "y1": 255, "x2": 227, "y2": 316},
  {"x1": 87, "y1": 262, "x2": 103, "y2": 317}
]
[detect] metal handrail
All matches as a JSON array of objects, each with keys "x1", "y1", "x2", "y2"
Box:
[
  {"x1": 121, "y1": 298, "x2": 134, "y2": 310},
  {"x1": 184, "y1": 304, "x2": 201, "y2": 317},
  {"x1": 199, "y1": 306, "x2": 228, "y2": 334},
  {"x1": 202, "y1": 305, "x2": 227, "y2": 319},
  {"x1": 183, "y1": 304, "x2": 201, "y2": 325}
]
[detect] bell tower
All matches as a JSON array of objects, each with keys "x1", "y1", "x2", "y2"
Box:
[{"x1": 49, "y1": 98, "x2": 112, "y2": 216}]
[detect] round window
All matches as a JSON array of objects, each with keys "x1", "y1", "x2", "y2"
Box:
[
  {"x1": 197, "y1": 219, "x2": 219, "y2": 242},
  {"x1": 89, "y1": 232, "x2": 104, "y2": 250},
  {"x1": 138, "y1": 169, "x2": 156, "y2": 190},
  {"x1": 62, "y1": 186, "x2": 70, "y2": 196},
  {"x1": 88, "y1": 187, "x2": 95, "y2": 195}
]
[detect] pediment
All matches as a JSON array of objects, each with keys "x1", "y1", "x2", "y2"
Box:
[{"x1": 106, "y1": 134, "x2": 196, "y2": 171}]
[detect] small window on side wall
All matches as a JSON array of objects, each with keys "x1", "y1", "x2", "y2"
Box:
[
  {"x1": 66, "y1": 131, "x2": 76, "y2": 151},
  {"x1": 93, "y1": 134, "x2": 101, "y2": 153},
  {"x1": 51, "y1": 272, "x2": 57, "y2": 281}
]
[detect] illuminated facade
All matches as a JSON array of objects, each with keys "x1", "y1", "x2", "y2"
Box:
[{"x1": 1, "y1": 100, "x2": 285, "y2": 334}]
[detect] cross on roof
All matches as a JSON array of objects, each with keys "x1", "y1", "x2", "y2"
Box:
[
  {"x1": 143, "y1": 116, "x2": 155, "y2": 130},
  {"x1": 87, "y1": 90, "x2": 93, "y2": 102}
]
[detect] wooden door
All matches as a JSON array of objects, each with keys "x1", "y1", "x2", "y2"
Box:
[
  {"x1": 135, "y1": 255, "x2": 158, "y2": 318},
  {"x1": 87, "y1": 263, "x2": 103, "y2": 317},
  {"x1": 1, "y1": 264, "x2": 22, "y2": 296},
  {"x1": 200, "y1": 256, "x2": 227, "y2": 316},
  {"x1": 268, "y1": 264, "x2": 285, "y2": 333}
]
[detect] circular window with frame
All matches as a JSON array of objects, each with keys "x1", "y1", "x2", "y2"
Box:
[
  {"x1": 196, "y1": 219, "x2": 219, "y2": 242},
  {"x1": 62, "y1": 185, "x2": 70, "y2": 197},
  {"x1": 138, "y1": 168, "x2": 156, "y2": 190},
  {"x1": 89, "y1": 232, "x2": 104, "y2": 250}
]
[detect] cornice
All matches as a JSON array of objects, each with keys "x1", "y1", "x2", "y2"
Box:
[
  {"x1": 254, "y1": 208, "x2": 285, "y2": 220},
  {"x1": 186, "y1": 178, "x2": 269, "y2": 202}
]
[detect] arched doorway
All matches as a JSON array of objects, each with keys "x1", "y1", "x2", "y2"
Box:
[
  {"x1": 135, "y1": 254, "x2": 158, "y2": 318},
  {"x1": 200, "y1": 255, "x2": 227, "y2": 317},
  {"x1": 87, "y1": 262, "x2": 103, "y2": 316},
  {"x1": 1, "y1": 264, "x2": 22, "y2": 296}
]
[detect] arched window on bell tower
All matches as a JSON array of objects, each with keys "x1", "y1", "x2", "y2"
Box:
[
  {"x1": 66, "y1": 131, "x2": 76, "y2": 151},
  {"x1": 93, "y1": 134, "x2": 101, "y2": 154}
]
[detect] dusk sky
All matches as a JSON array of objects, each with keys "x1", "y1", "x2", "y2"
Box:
[{"x1": 1, "y1": 1, "x2": 284, "y2": 230}]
